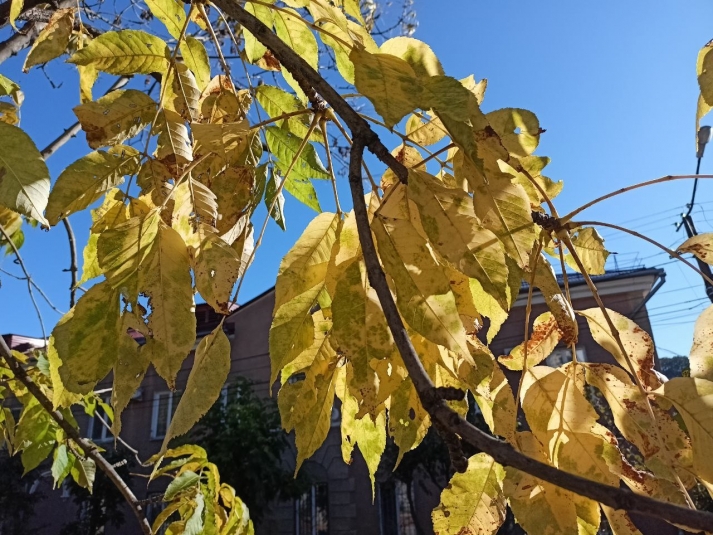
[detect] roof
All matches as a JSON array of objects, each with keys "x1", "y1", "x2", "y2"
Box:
[{"x1": 520, "y1": 266, "x2": 665, "y2": 294}]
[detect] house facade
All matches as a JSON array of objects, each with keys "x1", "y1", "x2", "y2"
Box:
[{"x1": 4, "y1": 266, "x2": 670, "y2": 534}]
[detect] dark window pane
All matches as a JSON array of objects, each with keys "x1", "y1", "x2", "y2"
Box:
[
  {"x1": 379, "y1": 481, "x2": 398, "y2": 535},
  {"x1": 315, "y1": 483, "x2": 328, "y2": 535}
]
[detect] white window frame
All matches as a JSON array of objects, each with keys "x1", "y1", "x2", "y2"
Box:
[
  {"x1": 294, "y1": 483, "x2": 329, "y2": 535},
  {"x1": 545, "y1": 346, "x2": 586, "y2": 367},
  {"x1": 151, "y1": 391, "x2": 181, "y2": 440}
]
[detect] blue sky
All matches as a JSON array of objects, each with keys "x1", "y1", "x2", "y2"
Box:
[{"x1": 2, "y1": 0, "x2": 713, "y2": 358}]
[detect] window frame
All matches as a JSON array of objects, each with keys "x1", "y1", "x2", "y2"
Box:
[
  {"x1": 294, "y1": 482, "x2": 329, "y2": 535},
  {"x1": 377, "y1": 479, "x2": 416, "y2": 535},
  {"x1": 150, "y1": 391, "x2": 182, "y2": 440},
  {"x1": 87, "y1": 395, "x2": 113, "y2": 443}
]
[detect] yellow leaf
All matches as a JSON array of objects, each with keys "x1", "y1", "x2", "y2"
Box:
[
  {"x1": 192, "y1": 120, "x2": 251, "y2": 161},
  {"x1": 564, "y1": 227, "x2": 609, "y2": 275},
  {"x1": 180, "y1": 36, "x2": 211, "y2": 91},
  {"x1": 78, "y1": 64, "x2": 98, "y2": 103},
  {"x1": 0, "y1": 206, "x2": 23, "y2": 254},
  {"x1": 486, "y1": 108, "x2": 541, "y2": 157},
  {"x1": 316, "y1": 18, "x2": 377, "y2": 84},
  {"x1": 191, "y1": 231, "x2": 245, "y2": 314},
  {"x1": 9, "y1": 0, "x2": 22, "y2": 29},
  {"x1": 68, "y1": 30, "x2": 170, "y2": 75},
  {"x1": 0, "y1": 122, "x2": 50, "y2": 225},
  {"x1": 584, "y1": 363, "x2": 694, "y2": 486},
  {"x1": 50, "y1": 281, "x2": 121, "y2": 394},
  {"x1": 407, "y1": 169, "x2": 508, "y2": 308},
  {"x1": 154, "y1": 110, "x2": 192, "y2": 174},
  {"x1": 654, "y1": 377, "x2": 713, "y2": 483},
  {"x1": 691, "y1": 305, "x2": 713, "y2": 382},
  {"x1": 473, "y1": 174, "x2": 535, "y2": 270},
  {"x1": 388, "y1": 378, "x2": 430, "y2": 465},
  {"x1": 432, "y1": 453, "x2": 506, "y2": 535},
  {"x1": 677, "y1": 232, "x2": 713, "y2": 265},
  {"x1": 273, "y1": 7, "x2": 318, "y2": 97},
  {"x1": 379, "y1": 36, "x2": 444, "y2": 78},
  {"x1": 372, "y1": 211, "x2": 469, "y2": 359},
  {"x1": 336, "y1": 367, "x2": 386, "y2": 498},
  {"x1": 73, "y1": 89, "x2": 157, "y2": 149},
  {"x1": 165, "y1": 61, "x2": 200, "y2": 121},
  {"x1": 601, "y1": 506, "x2": 644, "y2": 535},
  {"x1": 97, "y1": 211, "x2": 160, "y2": 294},
  {"x1": 469, "y1": 277, "x2": 508, "y2": 343},
  {"x1": 139, "y1": 221, "x2": 196, "y2": 388},
  {"x1": 45, "y1": 145, "x2": 139, "y2": 225},
  {"x1": 332, "y1": 260, "x2": 398, "y2": 413},
  {"x1": 350, "y1": 46, "x2": 421, "y2": 128},
  {"x1": 280, "y1": 310, "x2": 331, "y2": 383},
  {"x1": 532, "y1": 253, "x2": 578, "y2": 345},
  {"x1": 203, "y1": 165, "x2": 254, "y2": 234},
  {"x1": 163, "y1": 323, "x2": 231, "y2": 449},
  {"x1": 23, "y1": 8, "x2": 75, "y2": 71},
  {"x1": 278, "y1": 335, "x2": 338, "y2": 472},
  {"x1": 579, "y1": 307, "x2": 660, "y2": 390},
  {"x1": 405, "y1": 112, "x2": 446, "y2": 147},
  {"x1": 499, "y1": 312, "x2": 561, "y2": 371},
  {"x1": 274, "y1": 212, "x2": 339, "y2": 310},
  {"x1": 0, "y1": 102, "x2": 19, "y2": 125},
  {"x1": 145, "y1": 0, "x2": 186, "y2": 39},
  {"x1": 111, "y1": 311, "x2": 149, "y2": 434},
  {"x1": 698, "y1": 40, "x2": 713, "y2": 108},
  {"x1": 0, "y1": 74, "x2": 23, "y2": 106},
  {"x1": 504, "y1": 431, "x2": 600, "y2": 535}
]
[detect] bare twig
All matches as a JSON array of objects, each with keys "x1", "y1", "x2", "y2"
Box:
[
  {"x1": 0, "y1": 339, "x2": 152, "y2": 535},
  {"x1": 0, "y1": 222, "x2": 47, "y2": 345},
  {"x1": 61, "y1": 218, "x2": 77, "y2": 308}
]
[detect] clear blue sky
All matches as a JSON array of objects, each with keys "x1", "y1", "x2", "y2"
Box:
[{"x1": 2, "y1": 0, "x2": 713, "y2": 358}]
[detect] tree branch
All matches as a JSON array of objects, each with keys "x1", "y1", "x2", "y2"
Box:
[
  {"x1": 0, "y1": 337, "x2": 152, "y2": 535},
  {"x1": 0, "y1": 22, "x2": 42, "y2": 65},
  {"x1": 61, "y1": 218, "x2": 77, "y2": 308},
  {"x1": 220, "y1": 1, "x2": 713, "y2": 529}
]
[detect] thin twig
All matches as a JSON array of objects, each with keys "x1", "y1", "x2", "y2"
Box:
[
  {"x1": 0, "y1": 341, "x2": 151, "y2": 535},
  {"x1": 61, "y1": 218, "x2": 77, "y2": 308},
  {"x1": 0, "y1": 222, "x2": 47, "y2": 346},
  {"x1": 0, "y1": 268, "x2": 64, "y2": 314},
  {"x1": 563, "y1": 175, "x2": 713, "y2": 223}
]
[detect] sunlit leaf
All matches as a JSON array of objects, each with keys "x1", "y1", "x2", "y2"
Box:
[
  {"x1": 499, "y1": 312, "x2": 561, "y2": 371},
  {"x1": 73, "y1": 89, "x2": 156, "y2": 149},
  {"x1": 163, "y1": 324, "x2": 231, "y2": 449},
  {"x1": 380, "y1": 36, "x2": 444, "y2": 78},
  {"x1": 0, "y1": 74, "x2": 23, "y2": 106},
  {"x1": 145, "y1": 0, "x2": 186, "y2": 39},
  {"x1": 564, "y1": 227, "x2": 609, "y2": 275},
  {"x1": 180, "y1": 36, "x2": 211, "y2": 91},
  {"x1": 68, "y1": 30, "x2": 170, "y2": 75},
  {"x1": 677, "y1": 232, "x2": 713, "y2": 265},
  {"x1": 46, "y1": 145, "x2": 139, "y2": 225},
  {"x1": 432, "y1": 453, "x2": 506, "y2": 535},
  {"x1": 0, "y1": 122, "x2": 50, "y2": 225},
  {"x1": 23, "y1": 8, "x2": 75, "y2": 71}
]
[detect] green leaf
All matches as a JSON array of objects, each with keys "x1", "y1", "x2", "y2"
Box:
[
  {"x1": 256, "y1": 84, "x2": 317, "y2": 141},
  {"x1": 51, "y1": 443, "x2": 73, "y2": 487},
  {"x1": 73, "y1": 89, "x2": 157, "y2": 149},
  {"x1": 145, "y1": 0, "x2": 186, "y2": 39},
  {"x1": 243, "y1": 1, "x2": 273, "y2": 63},
  {"x1": 68, "y1": 30, "x2": 170, "y2": 75},
  {"x1": 265, "y1": 167, "x2": 286, "y2": 230},
  {"x1": 432, "y1": 453, "x2": 506, "y2": 535},
  {"x1": 388, "y1": 378, "x2": 429, "y2": 464},
  {"x1": 163, "y1": 324, "x2": 231, "y2": 449},
  {"x1": 0, "y1": 122, "x2": 50, "y2": 225},
  {"x1": 46, "y1": 145, "x2": 139, "y2": 225},
  {"x1": 50, "y1": 281, "x2": 121, "y2": 394},
  {"x1": 165, "y1": 470, "x2": 200, "y2": 500},
  {"x1": 0, "y1": 74, "x2": 23, "y2": 106},
  {"x1": 379, "y1": 36, "x2": 444, "y2": 78},
  {"x1": 264, "y1": 126, "x2": 329, "y2": 180},
  {"x1": 23, "y1": 8, "x2": 74, "y2": 71},
  {"x1": 273, "y1": 8, "x2": 318, "y2": 69},
  {"x1": 350, "y1": 46, "x2": 421, "y2": 128},
  {"x1": 180, "y1": 36, "x2": 211, "y2": 91},
  {"x1": 140, "y1": 221, "x2": 196, "y2": 388},
  {"x1": 407, "y1": 169, "x2": 508, "y2": 308}
]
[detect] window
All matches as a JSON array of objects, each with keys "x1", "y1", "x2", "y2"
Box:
[
  {"x1": 330, "y1": 405, "x2": 340, "y2": 427},
  {"x1": 87, "y1": 396, "x2": 112, "y2": 443},
  {"x1": 146, "y1": 493, "x2": 170, "y2": 535},
  {"x1": 295, "y1": 483, "x2": 328, "y2": 535},
  {"x1": 378, "y1": 480, "x2": 416, "y2": 535},
  {"x1": 545, "y1": 347, "x2": 586, "y2": 368},
  {"x1": 151, "y1": 391, "x2": 183, "y2": 439}
]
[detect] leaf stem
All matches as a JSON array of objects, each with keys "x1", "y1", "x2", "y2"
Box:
[{"x1": 321, "y1": 116, "x2": 342, "y2": 215}]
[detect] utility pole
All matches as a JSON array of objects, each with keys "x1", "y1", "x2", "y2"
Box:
[{"x1": 676, "y1": 125, "x2": 713, "y2": 302}]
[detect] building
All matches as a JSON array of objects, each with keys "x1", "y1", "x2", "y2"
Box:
[{"x1": 4, "y1": 266, "x2": 668, "y2": 534}]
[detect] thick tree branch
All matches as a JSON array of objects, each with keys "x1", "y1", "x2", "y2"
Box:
[
  {"x1": 0, "y1": 337, "x2": 152, "y2": 535},
  {"x1": 222, "y1": 1, "x2": 713, "y2": 529},
  {"x1": 0, "y1": 22, "x2": 42, "y2": 64},
  {"x1": 0, "y1": 0, "x2": 52, "y2": 27}
]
